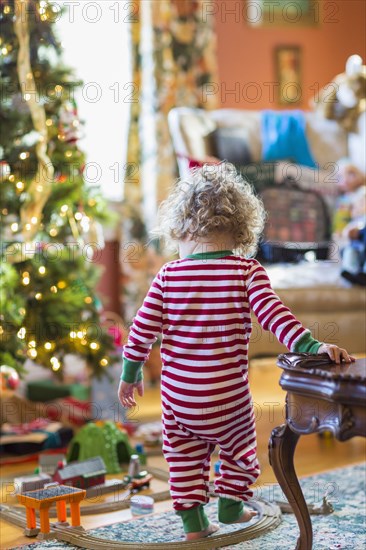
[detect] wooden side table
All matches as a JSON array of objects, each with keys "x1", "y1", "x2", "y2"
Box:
[{"x1": 269, "y1": 355, "x2": 366, "y2": 550}]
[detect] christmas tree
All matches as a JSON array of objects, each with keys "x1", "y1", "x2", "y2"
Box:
[{"x1": 0, "y1": 0, "x2": 117, "y2": 376}]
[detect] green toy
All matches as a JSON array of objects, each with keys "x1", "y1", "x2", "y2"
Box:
[{"x1": 67, "y1": 421, "x2": 134, "y2": 474}]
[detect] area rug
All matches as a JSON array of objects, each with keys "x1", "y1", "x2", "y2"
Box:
[{"x1": 11, "y1": 462, "x2": 366, "y2": 549}]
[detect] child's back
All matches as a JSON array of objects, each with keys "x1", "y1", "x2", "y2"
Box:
[{"x1": 119, "y1": 162, "x2": 354, "y2": 541}]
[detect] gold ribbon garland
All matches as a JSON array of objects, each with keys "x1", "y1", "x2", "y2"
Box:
[
  {"x1": 67, "y1": 210, "x2": 81, "y2": 242},
  {"x1": 14, "y1": 0, "x2": 54, "y2": 243}
]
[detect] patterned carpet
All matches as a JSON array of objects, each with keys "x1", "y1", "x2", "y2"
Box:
[{"x1": 12, "y1": 462, "x2": 366, "y2": 549}]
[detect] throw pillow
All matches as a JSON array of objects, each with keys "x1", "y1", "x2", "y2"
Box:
[{"x1": 210, "y1": 127, "x2": 252, "y2": 165}]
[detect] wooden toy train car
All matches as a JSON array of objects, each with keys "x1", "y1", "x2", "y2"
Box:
[{"x1": 123, "y1": 470, "x2": 153, "y2": 493}]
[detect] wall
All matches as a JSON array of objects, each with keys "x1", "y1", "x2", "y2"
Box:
[
  {"x1": 214, "y1": 0, "x2": 366, "y2": 110},
  {"x1": 95, "y1": 240, "x2": 121, "y2": 317},
  {"x1": 97, "y1": 0, "x2": 366, "y2": 316}
]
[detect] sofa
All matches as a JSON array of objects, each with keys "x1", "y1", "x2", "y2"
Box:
[{"x1": 168, "y1": 107, "x2": 366, "y2": 357}]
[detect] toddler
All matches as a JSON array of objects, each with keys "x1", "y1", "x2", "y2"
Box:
[{"x1": 118, "y1": 162, "x2": 354, "y2": 541}]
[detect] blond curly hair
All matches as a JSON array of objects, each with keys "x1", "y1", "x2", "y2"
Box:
[{"x1": 154, "y1": 162, "x2": 266, "y2": 257}]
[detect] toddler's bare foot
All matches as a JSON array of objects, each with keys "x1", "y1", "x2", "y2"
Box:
[
  {"x1": 230, "y1": 509, "x2": 257, "y2": 523},
  {"x1": 185, "y1": 523, "x2": 220, "y2": 541}
]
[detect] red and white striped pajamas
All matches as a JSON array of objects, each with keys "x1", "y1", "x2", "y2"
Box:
[{"x1": 123, "y1": 252, "x2": 310, "y2": 512}]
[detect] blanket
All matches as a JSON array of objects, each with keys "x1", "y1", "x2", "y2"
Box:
[{"x1": 261, "y1": 110, "x2": 317, "y2": 168}]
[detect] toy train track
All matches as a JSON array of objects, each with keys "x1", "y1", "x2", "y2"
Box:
[
  {"x1": 45, "y1": 487, "x2": 173, "y2": 517},
  {"x1": 0, "y1": 505, "x2": 28, "y2": 529},
  {"x1": 1, "y1": 465, "x2": 333, "y2": 548},
  {"x1": 134, "y1": 466, "x2": 169, "y2": 482},
  {"x1": 58, "y1": 466, "x2": 171, "y2": 517},
  {"x1": 9, "y1": 467, "x2": 171, "y2": 517},
  {"x1": 0, "y1": 499, "x2": 282, "y2": 549},
  {"x1": 6, "y1": 465, "x2": 333, "y2": 518}
]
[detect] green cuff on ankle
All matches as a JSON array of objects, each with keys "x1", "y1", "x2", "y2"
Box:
[
  {"x1": 218, "y1": 497, "x2": 244, "y2": 523},
  {"x1": 176, "y1": 504, "x2": 210, "y2": 533}
]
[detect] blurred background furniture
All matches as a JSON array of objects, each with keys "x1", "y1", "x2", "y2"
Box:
[
  {"x1": 168, "y1": 107, "x2": 354, "y2": 180},
  {"x1": 168, "y1": 106, "x2": 366, "y2": 356}
]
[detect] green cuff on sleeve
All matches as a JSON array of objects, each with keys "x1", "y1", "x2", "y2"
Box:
[
  {"x1": 293, "y1": 332, "x2": 322, "y2": 354},
  {"x1": 121, "y1": 358, "x2": 143, "y2": 383}
]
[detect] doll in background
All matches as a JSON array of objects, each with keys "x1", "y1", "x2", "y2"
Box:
[
  {"x1": 341, "y1": 225, "x2": 366, "y2": 286},
  {"x1": 332, "y1": 160, "x2": 366, "y2": 285}
]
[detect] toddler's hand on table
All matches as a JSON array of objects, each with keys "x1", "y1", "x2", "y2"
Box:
[
  {"x1": 317, "y1": 343, "x2": 355, "y2": 364},
  {"x1": 118, "y1": 380, "x2": 144, "y2": 408}
]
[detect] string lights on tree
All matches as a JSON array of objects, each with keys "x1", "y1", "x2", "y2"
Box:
[{"x1": 0, "y1": 0, "x2": 117, "y2": 376}]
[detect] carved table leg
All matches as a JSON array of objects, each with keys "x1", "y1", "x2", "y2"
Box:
[{"x1": 269, "y1": 423, "x2": 312, "y2": 550}]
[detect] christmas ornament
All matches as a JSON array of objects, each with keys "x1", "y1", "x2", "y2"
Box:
[
  {"x1": 1, "y1": 214, "x2": 19, "y2": 241},
  {"x1": 0, "y1": 365, "x2": 20, "y2": 391},
  {"x1": 55, "y1": 172, "x2": 67, "y2": 183},
  {"x1": 58, "y1": 99, "x2": 83, "y2": 144},
  {"x1": 0, "y1": 160, "x2": 11, "y2": 182},
  {"x1": 21, "y1": 130, "x2": 42, "y2": 147}
]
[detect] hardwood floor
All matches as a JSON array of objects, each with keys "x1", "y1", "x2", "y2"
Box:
[{"x1": 1, "y1": 357, "x2": 365, "y2": 548}]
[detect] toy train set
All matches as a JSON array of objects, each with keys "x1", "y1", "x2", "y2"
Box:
[
  {"x1": 14, "y1": 454, "x2": 152, "y2": 498},
  {"x1": 2, "y1": 437, "x2": 283, "y2": 548},
  {"x1": 0, "y1": 418, "x2": 335, "y2": 547},
  {"x1": 2, "y1": 424, "x2": 334, "y2": 549},
  {"x1": 12, "y1": 420, "x2": 153, "y2": 497},
  {"x1": 0, "y1": 496, "x2": 282, "y2": 549}
]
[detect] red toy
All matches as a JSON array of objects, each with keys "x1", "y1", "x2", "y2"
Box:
[{"x1": 53, "y1": 456, "x2": 106, "y2": 490}]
